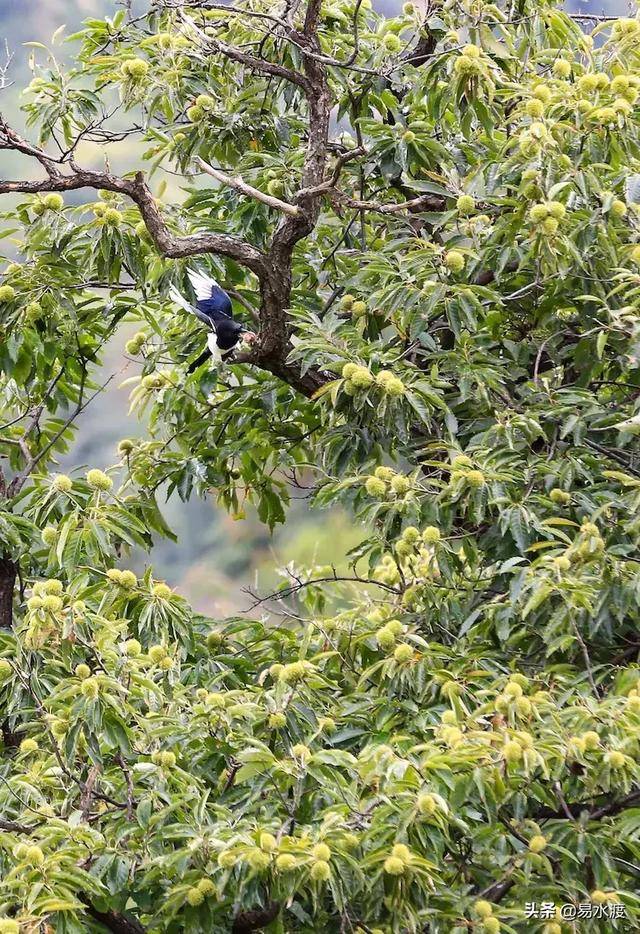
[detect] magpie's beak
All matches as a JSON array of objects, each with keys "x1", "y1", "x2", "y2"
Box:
[{"x1": 241, "y1": 331, "x2": 258, "y2": 345}]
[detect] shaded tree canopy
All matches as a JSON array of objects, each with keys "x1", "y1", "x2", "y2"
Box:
[{"x1": 1, "y1": 1, "x2": 640, "y2": 932}]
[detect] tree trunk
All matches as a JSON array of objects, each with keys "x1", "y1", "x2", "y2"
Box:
[{"x1": 0, "y1": 554, "x2": 16, "y2": 630}]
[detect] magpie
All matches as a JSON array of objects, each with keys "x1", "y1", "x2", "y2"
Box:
[{"x1": 169, "y1": 268, "x2": 256, "y2": 369}]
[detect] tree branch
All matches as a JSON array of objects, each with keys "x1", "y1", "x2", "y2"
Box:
[
  {"x1": 243, "y1": 571, "x2": 402, "y2": 612},
  {"x1": 300, "y1": 146, "x2": 366, "y2": 195},
  {"x1": 571, "y1": 619, "x2": 601, "y2": 699},
  {"x1": 535, "y1": 787, "x2": 640, "y2": 821},
  {"x1": 177, "y1": 1, "x2": 381, "y2": 75},
  {"x1": 179, "y1": 13, "x2": 310, "y2": 90},
  {"x1": 328, "y1": 189, "x2": 446, "y2": 215},
  {"x1": 83, "y1": 902, "x2": 146, "y2": 934},
  {"x1": 0, "y1": 817, "x2": 43, "y2": 833},
  {"x1": 0, "y1": 121, "x2": 267, "y2": 278},
  {"x1": 232, "y1": 901, "x2": 281, "y2": 933},
  {"x1": 0, "y1": 553, "x2": 16, "y2": 629},
  {"x1": 195, "y1": 157, "x2": 300, "y2": 216},
  {"x1": 256, "y1": 0, "x2": 331, "y2": 366}
]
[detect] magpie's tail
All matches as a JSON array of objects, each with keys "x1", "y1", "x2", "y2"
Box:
[
  {"x1": 187, "y1": 348, "x2": 212, "y2": 374},
  {"x1": 168, "y1": 285, "x2": 193, "y2": 316}
]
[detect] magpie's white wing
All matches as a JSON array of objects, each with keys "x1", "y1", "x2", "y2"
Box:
[{"x1": 187, "y1": 268, "x2": 220, "y2": 301}]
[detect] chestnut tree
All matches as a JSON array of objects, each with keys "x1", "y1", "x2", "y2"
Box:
[{"x1": 1, "y1": 1, "x2": 640, "y2": 932}]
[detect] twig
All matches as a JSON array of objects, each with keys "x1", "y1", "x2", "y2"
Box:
[
  {"x1": 571, "y1": 620, "x2": 601, "y2": 698},
  {"x1": 0, "y1": 40, "x2": 13, "y2": 90},
  {"x1": 568, "y1": 13, "x2": 621, "y2": 22},
  {"x1": 553, "y1": 781, "x2": 575, "y2": 821},
  {"x1": 243, "y1": 572, "x2": 401, "y2": 611},
  {"x1": 116, "y1": 754, "x2": 135, "y2": 820},
  {"x1": 533, "y1": 336, "x2": 551, "y2": 386},
  {"x1": 328, "y1": 189, "x2": 446, "y2": 215},
  {"x1": 302, "y1": 146, "x2": 366, "y2": 194}
]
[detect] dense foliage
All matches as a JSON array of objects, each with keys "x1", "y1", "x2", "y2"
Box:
[{"x1": 1, "y1": 1, "x2": 640, "y2": 931}]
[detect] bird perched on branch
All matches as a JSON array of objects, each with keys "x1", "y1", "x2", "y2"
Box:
[{"x1": 169, "y1": 268, "x2": 256, "y2": 370}]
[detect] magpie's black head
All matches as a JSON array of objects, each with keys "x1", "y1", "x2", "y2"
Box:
[{"x1": 215, "y1": 317, "x2": 243, "y2": 351}]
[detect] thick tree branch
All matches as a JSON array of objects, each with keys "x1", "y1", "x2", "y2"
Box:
[
  {"x1": 0, "y1": 816, "x2": 42, "y2": 833},
  {"x1": 232, "y1": 901, "x2": 281, "y2": 933},
  {"x1": 0, "y1": 554, "x2": 16, "y2": 629},
  {"x1": 256, "y1": 0, "x2": 331, "y2": 367},
  {"x1": 231, "y1": 345, "x2": 329, "y2": 397},
  {"x1": 534, "y1": 787, "x2": 640, "y2": 821},
  {"x1": 83, "y1": 903, "x2": 146, "y2": 934},
  {"x1": 0, "y1": 126, "x2": 267, "y2": 277}
]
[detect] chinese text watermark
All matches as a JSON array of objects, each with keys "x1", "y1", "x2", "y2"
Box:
[{"x1": 525, "y1": 902, "x2": 627, "y2": 921}]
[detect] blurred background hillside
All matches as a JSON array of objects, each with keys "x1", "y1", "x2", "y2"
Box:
[
  {"x1": 0, "y1": 0, "x2": 370, "y2": 615},
  {"x1": 0, "y1": 0, "x2": 628, "y2": 614}
]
